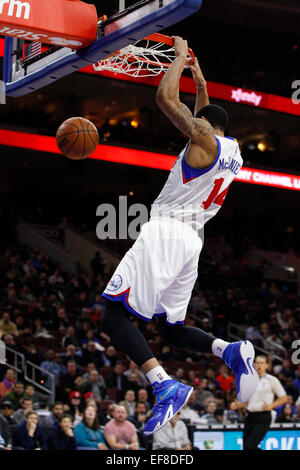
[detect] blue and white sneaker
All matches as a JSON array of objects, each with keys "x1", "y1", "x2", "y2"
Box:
[
  {"x1": 223, "y1": 340, "x2": 259, "y2": 402},
  {"x1": 143, "y1": 380, "x2": 193, "y2": 436}
]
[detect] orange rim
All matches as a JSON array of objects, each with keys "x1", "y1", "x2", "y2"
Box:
[{"x1": 100, "y1": 32, "x2": 195, "y2": 69}]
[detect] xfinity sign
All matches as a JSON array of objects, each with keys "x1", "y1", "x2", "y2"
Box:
[{"x1": 0, "y1": 0, "x2": 30, "y2": 20}]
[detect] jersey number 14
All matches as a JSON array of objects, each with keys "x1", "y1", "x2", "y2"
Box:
[{"x1": 202, "y1": 178, "x2": 230, "y2": 210}]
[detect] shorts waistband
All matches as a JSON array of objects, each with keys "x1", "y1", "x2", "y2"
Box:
[{"x1": 149, "y1": 216, "x2": 200, "y2": 237}]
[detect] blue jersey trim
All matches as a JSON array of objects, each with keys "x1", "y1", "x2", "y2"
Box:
[
  {"x1": 224, "y1": 136, "x2": 237, "y2": 142},
  {"x1": 182, "y1": 136, "x2": 221, "y2": 182},
  {"x1": 102, "y1": 293, "x2": 184, "y2": 325}
]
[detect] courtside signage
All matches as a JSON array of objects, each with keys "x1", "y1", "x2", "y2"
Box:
[{"x1": 0, "y1": 128, "x2": 299, "y2": 192}]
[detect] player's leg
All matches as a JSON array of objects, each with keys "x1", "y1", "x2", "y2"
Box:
[
  {"x1": 159, "y1": 319, "x2": 258, "y2": 403},
  {"x1": 158, "y1": 247, "x2": 259, "y2": 405},
  {"x1": 101, "y1": 299, "x2": 193, "y2": 434}
]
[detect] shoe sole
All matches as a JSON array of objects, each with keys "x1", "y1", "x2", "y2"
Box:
[
  {"x1": 143, "y1": 386, "x2": 194, "y2": 436},
  {"x1": 237, "y1": 340, "x2": 259, "y2": 402}
]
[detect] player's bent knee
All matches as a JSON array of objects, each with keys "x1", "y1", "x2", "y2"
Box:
[
  {"x1": 101, "y1": 299, "x2": 127, "y2": 335},
  {"x1": 158, "y1": 319, "x2": 181, "y2": 344}
]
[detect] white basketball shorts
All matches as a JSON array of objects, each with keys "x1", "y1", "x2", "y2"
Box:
[{"x1": 102, "y1": 217, "x2": 203, "y2": 325}]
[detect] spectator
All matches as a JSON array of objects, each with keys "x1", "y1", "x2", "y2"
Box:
[
  {"x1": 293, "y1": 367, "x2": 300, "y2": 394},
  {"x1": 215, "y1": 408, "x2": 225, "y2": 424},
  {"x1": 126, "y1": 372, "x2": 143, "y2": 395},
  {"x1": 246, "y1": 322, "x2": 264, "y2": 346},
  {"x1": 48, "y1": 270, "x2": 64, "y2": 286},
  {"x1": 205, "y1": 367, "x2": 221, "y2": 393},
  {"x1": 119, "y1": 390, "x2": 136, "y2": 416},
  {"x1": 74, "y1": 405, "x2": 108, "y2": 450},
  {"x1": 187, "y1": 390, "x2": 203, "y2": 413},
  {"x1": 160, "y1": 344, "x2": 174, "y2": 362},
  {"x1": 284, "y1": 377, "x2": 299, "y2": 402},
  {"x1": 24, "y1": 384, "x2": 51, "y2": 410},
  {"x1": 127, "y1": 402, "x2": 151, "y2": 450},
  {"x1": 82, "y1": 362, "x2": 98, "y2": 380},
  {"x1": 180, "y1": 402, "x2": 206, "y2": 425},
  {"x1": 13, "y1": 410, "x2": 47, "y2": 450},
  {"x1": 0, "y1": 369, "x2": 16, "y2": 398},
  {"x1": 276, "y1": 403, "x2": 296, "y2": 423},
  {"x1": 60, "y1": 344, "x2": 82, "y2": 366},
  {"x1": 103, "y1": 405, "x2": 139, "y2": 450},
  {"x1": 275, "y1": 360, "x2": 295, "y2": 380},
  {"x1": 0, "y1": 312, "x2": 19, "y2": 337},
  {"x1": 61, "y1": 326, "x2": 80, "y2": 349},
  {"x1": 136, "y1": 389, "x2": 151, "y2": 411},
  {"x1": 50, "y1": 308, "x2": 69, "y2": 332},
  {"x1": 5, "y1": 381, "x2": 26, "y2": 410},
  {"x1": 13, "y1": 398, "x2": 33, "y2": 424},
  {"x1": 42, "y1": 402, "x2": 64, "y2": 435},
  {"x1": 59, "y1": 360, "x2": 82, "y2": 401},
  {"x1": 152, "y1": 411, "x2": 192, "y2": 450},
  {"x1": 40, "y1": 350, "x2": 66, "y2": 389},
  {"x1": 194, "y1": 378, "x2": 214, "y2": 407},
  {"x1": 80, "y1": 329, "x2": 103, "y2": 348},
  {"x1": 202, "y1": 400, "x2": 218, "y2": 424},
  {"x1": 101, "y1": 404, "x2": 117, "y2": 426},
  {"x1": 127, "y1": 402, "x2": 148, "y2": 432},
  {"x1": 216, "y1": 365, "x2": 235, "y2": 393},
  {"x1": 104, "y1": 345, "x2": 119, "y2": 368},
  {"x1": 0, "y1": 400, "x2": 18, "y2": 437},
  {"x1": 124, "y1": 360, "x2": 148, "y2": 388},
  {"x1": 81, "y1": 341, "x2": 105, "y2": 368},
  {"x1": 0, "y1": 406, "x2": 13, "y2": 449},
  {"x1": 67, "y1": 391, "x2": 83, "y2": 426},
  {"x1": 295, "y1": 402, "x2": 300, "y2": 422},
  {"x1": 172, "y1": 368, "x2": 185, "y2": 382},
  {"x1": 276, "y1": 395, "x2": 296, "y2": 416},
  {"x1": 14, "y1": 314, "x2": 31, "y2": 337},
  {"x1": 24, "y1": 344, "x2": 44, "y2": 367},
  {"x1": 106, "y1": 363, "x2": 129, "y2": 398},
  {"x1": 32, "y1": 318, "x2": 53, "y2": 339},
  {"x1": 80, "y1": 370, "x2": 107, "y2": 403},
  {"x1": 46, "y1": 413, "x2": 77, "y2": 450}
]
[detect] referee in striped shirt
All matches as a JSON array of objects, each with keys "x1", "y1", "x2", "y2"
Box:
[{"x1": 230, "y1": 355, "x2": 287, "y2": 450}]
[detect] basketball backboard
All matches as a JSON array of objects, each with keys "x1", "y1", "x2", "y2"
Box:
[{"x1": 3, "y1": 0, "x2": 203, "y2": 97}]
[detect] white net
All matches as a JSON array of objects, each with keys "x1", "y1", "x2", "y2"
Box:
[{"x1": 93, "y1": 37, "x2": 193, "y2": 77}]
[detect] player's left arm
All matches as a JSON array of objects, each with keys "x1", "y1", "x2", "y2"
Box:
[
  {"x1": 156, "y1": 37, "x2": 217, "y2": 164},
  {"x1": 189, "y1": 57, "x2": 210, "y2": 116}
]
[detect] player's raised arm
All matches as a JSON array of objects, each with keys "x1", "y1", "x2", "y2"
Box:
[
  {"x1": 189, "y1": 57, "x2": 210, "y2": 116},
  {"x1": 155, "y1": 36, "x2": 217, "y2": 163}
]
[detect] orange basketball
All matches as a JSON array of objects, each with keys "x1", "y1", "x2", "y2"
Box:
[{"x1": 56, "y1": 117, "x2": 99, "y2": 160}]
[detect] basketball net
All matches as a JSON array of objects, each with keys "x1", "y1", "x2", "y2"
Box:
[{"x1": 93, "y1": 33, "x2": 195, "y2": 77}]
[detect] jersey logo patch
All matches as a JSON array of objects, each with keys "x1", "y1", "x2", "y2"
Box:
[{"x1": 106, "y1": 274, "x2": 122, "y2": 291}]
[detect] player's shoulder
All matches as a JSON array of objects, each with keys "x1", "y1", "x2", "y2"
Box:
[
  {"x1": 265, "y1": 373, "x2": 279, "y2": 383},
  {"x1": 217, "y1": 135, "x2": 239, "y2": 145},
  {"x1": 217, "y1": 135, "x2": 242, "y2": 160}
]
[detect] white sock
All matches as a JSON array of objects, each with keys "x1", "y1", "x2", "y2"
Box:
[
  {"x1": 146, "y1": 366, "x2": 172, "y2": 386},
  {"x1": 212, "y1": 338, "x2": 230, "y2": 359}
]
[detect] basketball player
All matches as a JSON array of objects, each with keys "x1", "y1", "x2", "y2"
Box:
[
  {"x1": 231, "y1": 355, "x2": 287, "y2": 450},
  {"x1": 101, "y1": 36, "x2": 259, "y2": 435}
]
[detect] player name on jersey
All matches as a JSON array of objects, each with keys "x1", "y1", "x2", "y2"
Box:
[{"x1": 218, "y1": 157, "x2": 242, "y2": 175}]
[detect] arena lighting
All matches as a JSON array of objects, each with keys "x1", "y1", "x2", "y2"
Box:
[
  {"x1": 257, "y1": 142, "x2": 267, "y2": 152},
  {"x1": 0, "y1": 128, "x2": 300, "y2": 191}
]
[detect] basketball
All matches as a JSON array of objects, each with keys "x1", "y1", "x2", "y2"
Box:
[{"x1": 56, "y1": 117, "x2": 99, "y2": 160}]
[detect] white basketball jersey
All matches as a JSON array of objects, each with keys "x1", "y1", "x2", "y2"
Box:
[{"x1": 150, "y1": 136, "x2": 243, "y2": 234}]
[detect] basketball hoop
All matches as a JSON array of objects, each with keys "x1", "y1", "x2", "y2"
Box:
[{"x1": 93, "y1": 33, "x2": 195, "y2": 77}]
